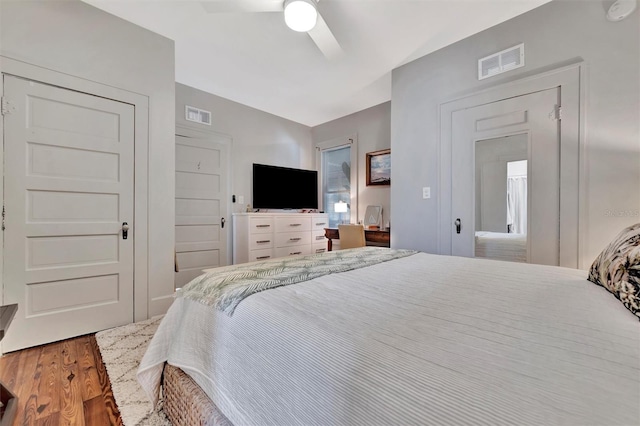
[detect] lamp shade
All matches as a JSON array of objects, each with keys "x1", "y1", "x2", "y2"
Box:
[
  {"x1": 334, "y1": 201, "x2": 348, "y2": 213},
  {"x1": 284, "y1": 0, "x2": 318, "y2": 32}
]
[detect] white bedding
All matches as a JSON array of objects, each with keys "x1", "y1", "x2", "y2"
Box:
[
  {"x1": 475, "y1": 231, "x2": 527, "y2": 262},
  {"x1": 138, "y1": 252, "x2": 640, "y2": 425}
]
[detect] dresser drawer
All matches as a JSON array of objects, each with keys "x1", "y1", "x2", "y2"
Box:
[
  {"x1": 312, "y1": 243, "x2": 328, "y2": 255},
  {"x1": 275, "y1": 216, "x2": 311, "y2": 232},
  {"x1": 249, "y1": 235, "x2": 274, "y2": 250},
  {"x1": 311, "y1": 215, "x2": 329, "y2": 230},
  {"x1": 311, "y1": 229, "x2": 327, "y2": 244},
  {"x1": 249, "y1": 248, "x2": 275, "y2": 262},
  {"x1": 250, "y1": 217, "x2": 274, "y2": 234},
  {"x1": 275, "y1": 231, "x2": 311, "y2": 247},
  {"x1": 275, "y1": 246, "x2": 311, "y2": 258}
]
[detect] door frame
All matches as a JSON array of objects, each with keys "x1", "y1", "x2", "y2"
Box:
[
  {"x1": 0, "y1": 57, "x2": 150, "y2": 328},
  {"x1": 438, "y1": 62, "x2": 585, "y2": 268},
  {"x1": 175, "y1": 124, "x2": 233, "y2": 267}
]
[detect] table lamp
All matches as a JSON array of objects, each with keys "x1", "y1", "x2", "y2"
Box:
[{"x1": 334, "y1": 201, "x2": 348, "y2": 224}]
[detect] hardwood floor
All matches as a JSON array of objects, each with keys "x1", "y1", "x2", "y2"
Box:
[{"x1": 0, "y1": 335, "x2": 122, "y2": 426}]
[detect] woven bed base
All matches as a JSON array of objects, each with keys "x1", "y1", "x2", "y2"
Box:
[{"x1": 163, "y1": 364, "x2": 233, "y2": 426}]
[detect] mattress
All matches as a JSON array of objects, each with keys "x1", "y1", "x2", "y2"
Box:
[
  {"x1": 138, "y1": 252, "x2": 640, "y2": 425},
  {"x1": 475, "y1": 231, "x2": 527, "y2": 262}
]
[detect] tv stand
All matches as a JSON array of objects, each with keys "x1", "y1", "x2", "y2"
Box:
[{"x1": 232, "y1": 212, "x2": 329, "y2": 264}]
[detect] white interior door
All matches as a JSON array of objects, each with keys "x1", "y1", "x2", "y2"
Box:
[
  {"x1": 175, "y1": 135, "x2": 228, "y2": 288},
  {"x1": 451, "y1": 88, "x2": 560, "y2": 265},
  {"x1": 3, "y1": 75, "x2": 134, "y2": 351}
]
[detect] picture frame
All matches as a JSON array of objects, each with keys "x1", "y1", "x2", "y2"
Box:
[
  {"x1": 366, "y1": 149, "x2": 391, "y2": 186},
  {"x1": 363, "y1": 205, "x2": 382, "y2": 229}
]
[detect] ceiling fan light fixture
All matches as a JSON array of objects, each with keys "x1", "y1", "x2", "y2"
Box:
[{"x1": 284, "y1": 0, "x2": 318, "y2": 32}]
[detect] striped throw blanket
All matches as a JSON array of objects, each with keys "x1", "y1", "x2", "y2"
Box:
[{"x1": 179, "y1": 247, "x2": 417, "y2": 315}]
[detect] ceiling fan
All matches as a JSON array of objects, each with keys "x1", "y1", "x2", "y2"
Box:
[{"x1": 200, "y1": 0, "x2": 344, "y2": 60}]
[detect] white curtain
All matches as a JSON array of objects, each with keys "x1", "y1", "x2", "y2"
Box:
[{"x1": 507, "y1": 176, "x2": 527, "y2": 234}]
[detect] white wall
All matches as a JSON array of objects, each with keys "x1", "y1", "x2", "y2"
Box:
[
  {"x1": 312, "y1": 102, "x2": 391, "y2": 226},
  {"x1": 391, "y1": 0, "x2": 639, "y2": 266},
  {"x1": 175, "y1": 83, "x2": 314, "y2": 214},
  {"x1": 0, "y1": 0, "x2": 176, "y2": 316}
]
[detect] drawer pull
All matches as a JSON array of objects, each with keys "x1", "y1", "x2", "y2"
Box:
[
  {"x1": 316, "y1": 248, "x2": 326, "y2": 253},
  {"x1": 315, "y1": 236, "x2": 325, "y2": 240},
  {"x1": 256, "y1": 224, "x2": 271, "y2": 228},
  {"x1": 256, "y1": 240, "x2": 271, "y2": 244},
  {"x1": 289, "y1": 237, "x2": 302, "y2": 241},
  {"x1": 256, "y1": 255, "x2": 271, "y2": 260},
  {"x1": 315, "y1": 222, "x2": 326, "y2": 226},
  {"x1": 290, "y1": 252, "x2": 302, "y2": 255},
  {"x1": 289, "y1": 223, "x2": 302, "y2": 227}
]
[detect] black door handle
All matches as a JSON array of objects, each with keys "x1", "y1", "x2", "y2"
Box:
[
  {"x1": 221, "y1": 217, "x2": 226, "y2": 229},
  {"x1": 122, "y1": 222, "x2": 129, "y2": 239},
  {"x1": 454, "y1": 218, "x2": 461, "y2": 234}
]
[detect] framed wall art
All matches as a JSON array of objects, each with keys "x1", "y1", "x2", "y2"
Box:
[{"x1": 366, "y1": 149, "x2": 390, "y2": 186}]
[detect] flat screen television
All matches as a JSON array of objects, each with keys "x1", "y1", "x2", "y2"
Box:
[{"x1": 252, "y1": 163, "x2": 318, "y2": 210}]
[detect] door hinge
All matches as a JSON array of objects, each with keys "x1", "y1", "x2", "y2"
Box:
[
  {"x1": 2, "y1": 205, "x2": 5, "y2": 231},
  {"x1": 550, "y1": 104, "x2": 562, "y2": 121},
  {"x1": 1, "y1": 97, "x2": 16, "y2": 116}
]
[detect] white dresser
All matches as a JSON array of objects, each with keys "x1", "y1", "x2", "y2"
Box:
[{"x1": 233, "y1": 212, "x2": 329, "y2": 264}]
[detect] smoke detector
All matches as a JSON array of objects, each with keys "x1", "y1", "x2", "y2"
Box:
[{"x1": 607, "y1": 0, "x2": 637, "y2": 21}]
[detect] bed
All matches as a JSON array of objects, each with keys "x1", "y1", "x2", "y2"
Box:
[
  {"x1": 474, "y1": 231, "x2": 527, "y2": 262},
  {"x1": 138, "y1": 246, "x2": 640, "y2": 426}
]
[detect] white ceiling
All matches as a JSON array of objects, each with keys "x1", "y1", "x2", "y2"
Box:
[{"x1": 82, "y1": 0, "x2": 552, "y2": 126}]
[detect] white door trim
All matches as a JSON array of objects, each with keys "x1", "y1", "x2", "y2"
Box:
[
  {"x1": 438, "y1": 62, "x2": 585, "y2": 268},
  {"x1": 175, "y1": 124, "x2": 233, "y2": 266},
  {"x1": 0, "y1": 56, "x2": 150, "y2": 324}
]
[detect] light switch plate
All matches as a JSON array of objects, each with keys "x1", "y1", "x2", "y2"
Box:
[
  {"x1": 422, "y1": 187, "x2": 431, "y2": 199},
  {"x1": 238, "y1": 195, "x2": 245, "y2": 204}
]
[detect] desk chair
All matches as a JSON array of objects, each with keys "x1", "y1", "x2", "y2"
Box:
[{"x1": 338, "y1": 224, "x2": 366, "y2": 249}]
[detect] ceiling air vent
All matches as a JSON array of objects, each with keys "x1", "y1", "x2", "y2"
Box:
[
  {"x1": 478, "y1": 43, "x2": 524, "y2": 80},
  {"x1": 185, "y1": 105, "x2": 212, "y2": 125}
]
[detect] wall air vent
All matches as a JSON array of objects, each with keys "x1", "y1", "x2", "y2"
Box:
[
  {"x1": 478, "y1": 43, "x2": 524, "y2": 80},
  {"x1": 185, "y1": 105, "x2": 212, "y2": 125}
]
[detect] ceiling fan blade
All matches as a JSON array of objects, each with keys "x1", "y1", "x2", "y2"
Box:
[
  {"x1": 308, "y1": 12, "x2": 344, "y2": 60},
  {"x1": 200, "y1": 0, "x2": 283, "y2": 13}
]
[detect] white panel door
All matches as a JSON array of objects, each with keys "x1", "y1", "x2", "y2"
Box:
[
  {"x1": 2, "y1": 75, "x2": 135, "y2": 351},
  {"x1": 175, "y1": 135, "x2": 228, "y2": 288},
  {"x1": 451, "y1": 88, "x2": 560, "y2": 265}
]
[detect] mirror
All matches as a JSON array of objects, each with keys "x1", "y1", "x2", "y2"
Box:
[
  {"x1": 474, "y1": 134, "x2": 528, "y2": 263},
  {"x1": 363, "y1": 205, "x2": 382, "y2": 229}
]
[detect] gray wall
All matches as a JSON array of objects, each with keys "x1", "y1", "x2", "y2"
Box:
[
  {"x1": 175, "y1": 83, "x2": 314, "y2": 215},
  {"x1": 391, "y1": 0, "x2": 639, "y2": 266},
  {"x1": 0, "y1": 0, "x2": 176, "y2": 316},
  {"x1": 312, "y1": 102, "x2": 391, "y2": 226}
]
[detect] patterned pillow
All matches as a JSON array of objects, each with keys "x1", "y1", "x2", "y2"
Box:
[{"x1": 588, "y1": 223, "x2": 640, "y2": 319}]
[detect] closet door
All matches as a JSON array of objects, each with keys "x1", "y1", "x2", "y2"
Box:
[
  {"x1": 175, "y1": 134, "x2": 229, "y2": 288},
  {"x1": 3, "y1": 75, "x2": 135, "y2": 351}
]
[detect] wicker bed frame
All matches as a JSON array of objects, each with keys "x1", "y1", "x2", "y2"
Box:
[{"x1": 163, "y1": 364, "x2": 232, "y2": 426}]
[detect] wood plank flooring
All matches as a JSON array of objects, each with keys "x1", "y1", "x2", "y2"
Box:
[{"x1": 0, "y1": 335, "x2": 122, "y2": 426}]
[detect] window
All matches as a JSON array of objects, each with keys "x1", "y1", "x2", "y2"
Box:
[
  {"x1": 316, "y1": 136, "x2": 357, "y2": 228},
  {"x1": 322, "y1": 146, "x2": 351, "y2": 227}
]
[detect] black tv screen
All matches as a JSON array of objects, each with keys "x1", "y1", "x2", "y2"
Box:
[{"x1": 253, "y1": 163, "x2": 318, "y2": 210}]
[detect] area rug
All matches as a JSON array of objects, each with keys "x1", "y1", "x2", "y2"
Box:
[{"x1": 95, "y1": 316, "x2": 171, "y2": 426}]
